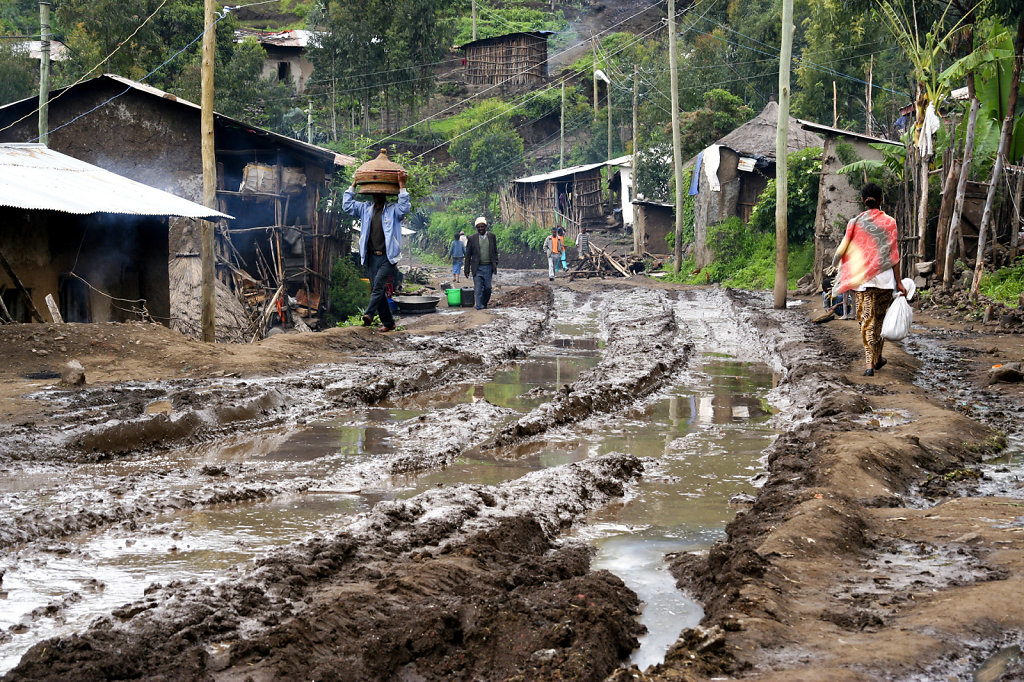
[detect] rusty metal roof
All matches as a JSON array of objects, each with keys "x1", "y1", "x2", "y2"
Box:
[{"x1": 0, "y1": 143, "x2": 232, "y2": 219}]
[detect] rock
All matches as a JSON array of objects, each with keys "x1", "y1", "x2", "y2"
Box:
[
  {"x1": 914, "y1": 275, "x2": 927, "y2": 290},
  {"x1": 1019, "y1": 291, "x2": 1024, "y2": 309},
  {"x1": 989, "y1": 362, "x2": 1023, "y2": 384},
  {"x1": 984, "y1": 305, "x2": 995, "y2": 324},
  {"x1": 952, "y1": 531, "x2": 982, "y2": 544},
  {"x1": 60, "y1": 360, "x2": 86, "y2": 386},
  {"x1": 915, "y1": 261, "x2": 935, "y2": 275}
]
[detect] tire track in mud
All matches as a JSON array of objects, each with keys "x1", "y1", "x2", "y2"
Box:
[
  {"x1": 492, "y1": 287, "x2": 689, "y2": 449},
  {"x1": 5, "y1": 454, "x2": 645, "y2": 682},
  {"x1": 0, "y1": 293, "x2": 553, "y2": 550}
]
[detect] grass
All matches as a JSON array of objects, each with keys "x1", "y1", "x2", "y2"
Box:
[{"x1": 980, "y1": 261, "x2": 1024, "y2": 308}]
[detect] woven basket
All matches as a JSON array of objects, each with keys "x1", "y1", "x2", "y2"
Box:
[{"x1": 353, "y1": 149, "x2": 405, "y2": 195}]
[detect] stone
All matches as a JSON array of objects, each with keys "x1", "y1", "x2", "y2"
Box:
[
  {"x1": 61, "y1": 359, "x2": 86, "y2": 386},
  {"x1": 988, "y1": 362, "x2": 1023, "y2": 384},
  {"x1": 915, "y1": 261, "x2": 935, "y2": 275},
  {"x1": 914, "y1": 276, "x2": 927, "y2": 290}
]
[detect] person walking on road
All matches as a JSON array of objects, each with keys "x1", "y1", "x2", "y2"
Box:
[
  {"x1": 830, "y1": 182, "x2": 907, "y2": 376},
  {"x1": 543, "y1": 227, "x2": 564, "y2": 281},
  {"x1": 343, "y1": 171, "x2": 410, "y2": 332},
  {"x1": 578, "y1": 226, "x2": 591, "y2": 257},
  {"x1": 465, "y1": 216, "x2": 498, "y2": 309},
  {"x1": 449, "y1": 231, "x2": 466, "y2": 284}
]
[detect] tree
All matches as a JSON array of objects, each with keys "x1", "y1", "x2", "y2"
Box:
[
  {"x1": 307, "y1": 0, "x2": 454, "y2": 134},
  {"x1": 678, "y1": 88, "x2": 755, "y2": 159},
  {"x1": 54, "y1": 0, "x2": 236, "y2": 89},
  {"x1": 0, "y1": 43, "x2": 36, "y2": 107},
  {"x1": 449, "y1": 119, "x2": 524, "y2": 206}
]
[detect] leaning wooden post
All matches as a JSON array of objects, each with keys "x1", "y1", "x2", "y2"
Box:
[
  {"x1": 0, "y1": 247, "x2": 44, "y2": 322},
  {"x1": 970, "y1": 17, "x2": 1023, "y2": 298},
  {"x1": 944, "y1": 74, "x2": 980, "y2": 286},
  {"x1": 200, "y1": 0, "x2": 217, "y2": 342},
  {"x1": 773, "y1": 0, "x2": 794, "y2": 309}
]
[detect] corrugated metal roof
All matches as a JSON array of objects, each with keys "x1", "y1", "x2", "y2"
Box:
[
  {"x1": 798, "y1": 119, "x2": 904, "y2": 147},
  {"x1": 457, "y1": 30, "x2": 556, "y2": 50},
  {"x1": 513, "y1": 161, "x2": 608, "y2": 184},
  {"x1": 0, "y1": 143, "x2": 232, "y2": 219}
]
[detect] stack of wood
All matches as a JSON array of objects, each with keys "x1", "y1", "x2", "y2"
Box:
[{"x1": 568, "y1": 246, "x2": 646, "y2": 280}]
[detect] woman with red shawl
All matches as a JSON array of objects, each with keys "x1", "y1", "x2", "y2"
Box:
[{"x1": 830, "y1": 183, "x2": 907, "y2": 376}]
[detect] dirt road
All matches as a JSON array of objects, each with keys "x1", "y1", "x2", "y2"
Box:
[{"x1": 1, "y1": 273, "x2": 1023, "y2": 680}]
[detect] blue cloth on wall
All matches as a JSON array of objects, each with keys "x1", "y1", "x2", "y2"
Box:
[{"x1": 689, "y1": 152, "x2": 703, "y2": 196}]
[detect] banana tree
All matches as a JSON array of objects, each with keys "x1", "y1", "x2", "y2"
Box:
[
  {"x1": 875, "y1": 0, "x2": 973, "y2": 266},
  {"x1": 971, "y1": 17, "x2": 1024, "y2": 297}
]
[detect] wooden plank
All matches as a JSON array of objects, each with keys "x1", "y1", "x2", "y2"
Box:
[
  {"x1": 0, "y1": 246, "x2": 44, "y2": 322},
  {"x1": 44, "y1": 294, "x2": 63, "y2": 323}
]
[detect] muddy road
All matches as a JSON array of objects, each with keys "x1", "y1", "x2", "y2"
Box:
[{"x1": 1, "y1": 274, "x2": 1023, "y2": 680}]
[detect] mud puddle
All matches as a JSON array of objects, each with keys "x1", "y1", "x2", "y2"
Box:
[
  {"x1": 903, "y1": 332, "x2": 1024, "y2": 500},
  {"x1": 0, "y1": 286, "x2": 780, "y2": 675}
]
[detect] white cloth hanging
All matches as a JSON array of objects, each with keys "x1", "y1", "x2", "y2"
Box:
[
  {"x1": 703, "y1": 144, "x2": 722, "y2": 192},
  {"x1": 916, "y1": 103, "x2": 941, "y2": 156}
]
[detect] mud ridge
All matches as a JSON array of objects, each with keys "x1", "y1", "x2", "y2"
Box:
[
  {"x1": 492, "y1": 288, "x2": 688, "y2": 448},
  {"x1": 5, "y1": 453, "x2": 644, "y2": 682},
  {"x1": 654, "y1": 292, "x2": 1010, "y2": 680}
]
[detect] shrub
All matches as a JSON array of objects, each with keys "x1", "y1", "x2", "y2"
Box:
[
  {"x1": 980, "y1": 262, "x2": 1024, "y2": 308},
  {"x1": 327, "y1": 256, "x2": 369, "y2": 326}
]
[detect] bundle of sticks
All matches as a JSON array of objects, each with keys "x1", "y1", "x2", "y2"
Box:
[{"x1": 568, "y1": 245, "x2": 647, "y2": 280}]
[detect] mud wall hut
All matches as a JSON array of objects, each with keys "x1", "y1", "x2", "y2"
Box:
[
  {"x1": 798, "y1": 122, "x2": 905, "y2": 289},
  {"x1": 237, "y1": 29, "x2": 314, "y2": 94},
  {"x1": 0, "y1": 74, "x2": 354, "y2": 340},
  {"x1": 691, "y1": 100, "x2": 824, "y2": 268},
  {"x1": 632, "y1": 200, "x2": 674, "y2": 254},
  {"x1": 459, "y1": 31, "x2": 553, "y2": 88},
  {"x1": 500, "y1": 161, "x2": 606, "y2": 242},
  {"x1": 0, "y1": 143, "x2": 227, "y2": 324}
]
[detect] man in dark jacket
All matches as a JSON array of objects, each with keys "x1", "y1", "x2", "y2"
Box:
[{"x1": 464, "y1": 216, "x2": 498, "y2": 309}]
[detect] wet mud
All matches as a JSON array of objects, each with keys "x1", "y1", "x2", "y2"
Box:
[{"x1": 3, "y1": 276, "x2": 1024, "y2": 680}]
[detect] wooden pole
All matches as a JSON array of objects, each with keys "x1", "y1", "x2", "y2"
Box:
[
  {"x1": 971, "y1": 17, "x2": 1023, "y2": 297},
  {"x1": 38, "y1": 1, "x2": 51, "y2": 146},
  {"x1": 0, "y1": 294, "x2": 13, "y2": 323},
  {"x1": 1011, "y1": 170, "x2": 1023, "y2": 263},
  {"x1": 633, "y1": 64, "x2": 640, "y2": 255},
  {"x1": 832, "y1": 81, "x2": 838, "y2": 127},
  {"x1": 607, "y1": 79, "x2": 613, "y2": 161},
  {"x1": 471, "y1": 0, "x2": 477, "y2": 41},
  {"x1": 668, "y1": 0, "x2": 684, "y2": 273},
  {"x1": 200, "y1": 0, "x2": 217, "y2": 343},
  {"x1": 560, "y1": 81, "x2": 565, "y2": 168},
  {"x1": 0, "y1": 247, "x2": 44, "y2": 322},
  {"x1": 774, "y1": 0, "x2": 794, "y2": 309},
  {"x1": 866, "y1": 55, "x2": 874, "y2": 136},
  {"x1": 944, "y1": 74, "x2": 979, "y2": 286},
  {"x1": 592, "y1": 38, "x2": 599, "y2": 118}
]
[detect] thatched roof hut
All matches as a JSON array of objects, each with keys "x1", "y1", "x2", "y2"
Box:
[{"x1": 692, "y1": 101, "x2": 825, "y2": 268}]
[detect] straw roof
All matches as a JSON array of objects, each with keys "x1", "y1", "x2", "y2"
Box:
[
  {"x1": 715, "y1": 100, "x2": 824, "y2": 159},
  {"x1": 169, "y1": 256, "x2": 251, "y2": 343}
]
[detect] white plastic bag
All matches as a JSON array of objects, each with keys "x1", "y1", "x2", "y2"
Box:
[{"x1": 881, "y1": 294, "x2": 912, "y2": 341}]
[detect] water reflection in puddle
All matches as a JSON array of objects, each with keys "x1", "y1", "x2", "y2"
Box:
[{"x1": 579, "y1": 358, "x2": 775, "y2": 670}]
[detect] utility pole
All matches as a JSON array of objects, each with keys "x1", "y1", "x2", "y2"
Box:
[
  {"x1": 307, "y1": 98, "x2": 313, "y2": 144},
  {"x1": 200, "y1": 0, "x2": 217, "y2": 342},
  {"x1": 773, "y1": 0, "x2": 794, "y2": 309},
  {"x1": 471, "y1": 0, "x2": 477, "y2": 41},
  {"x1": 560, "y1": 81, "x2": 565, "y2": 168},
  {"x1": 592, "y1": 38, "x2": 599, "y2": 117},
  {"x1": 632, "y1": 64, "x2": 640, "y2": 255},
  {"x1": 668, "y1": 0, "x2": 684, "y2": 273},
  {"x1": 38, "y1": 1, "x2": 51, "y2": 146},
  {"x1": 832, "y1": 81, "x2": 838, "y2": 126},
  {"x1": 866, "y1": 55, "x2": 874, "y2": 136}
]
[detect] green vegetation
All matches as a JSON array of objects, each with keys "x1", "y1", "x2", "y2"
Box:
[
  {"x1": 419, "y1": 208, "x2": 548, "y2": 263},
  {"x1": 452, "y1": 4, "x2": 566, "y2": 46},
  {"x1": 327, "y1": 257, "x2": 370, "y2": 326},
  {"x1": 748, "y1": 147, "x2": 823, "y2": 243},
  {"x1": 980, "y1": 262, "x2": 1024, "y2": 308}
]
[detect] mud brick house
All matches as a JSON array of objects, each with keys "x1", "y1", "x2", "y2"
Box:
[
  {"x1": 501, "y1": 161, "x2": 608, "y2": 243},
  {"x1": 459, "y1": 31, "x2": 554, "y2": 88},
  {"x1": 0, "y1": 74, "x2": 354, "y2": 340},
  {"x1": 236, "y1": 29, "x2": 314, "y2": 94},
  {"x1": 0, "y1": 143, "x2": 227, "y2": 324},
  {"x1": 797, "y1": 121, "x2": 905, "y2": 289},
  {"x1": 691, "y1": 100, "x2": 823, "y2": 269},
  {"x1": 632, "y1": 199, "x2": 674, "y2": 254}
]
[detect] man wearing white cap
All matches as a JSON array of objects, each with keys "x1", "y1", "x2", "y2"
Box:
[{"x1": 464, "y1": 216, "x2": 499, "y2": 309}]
